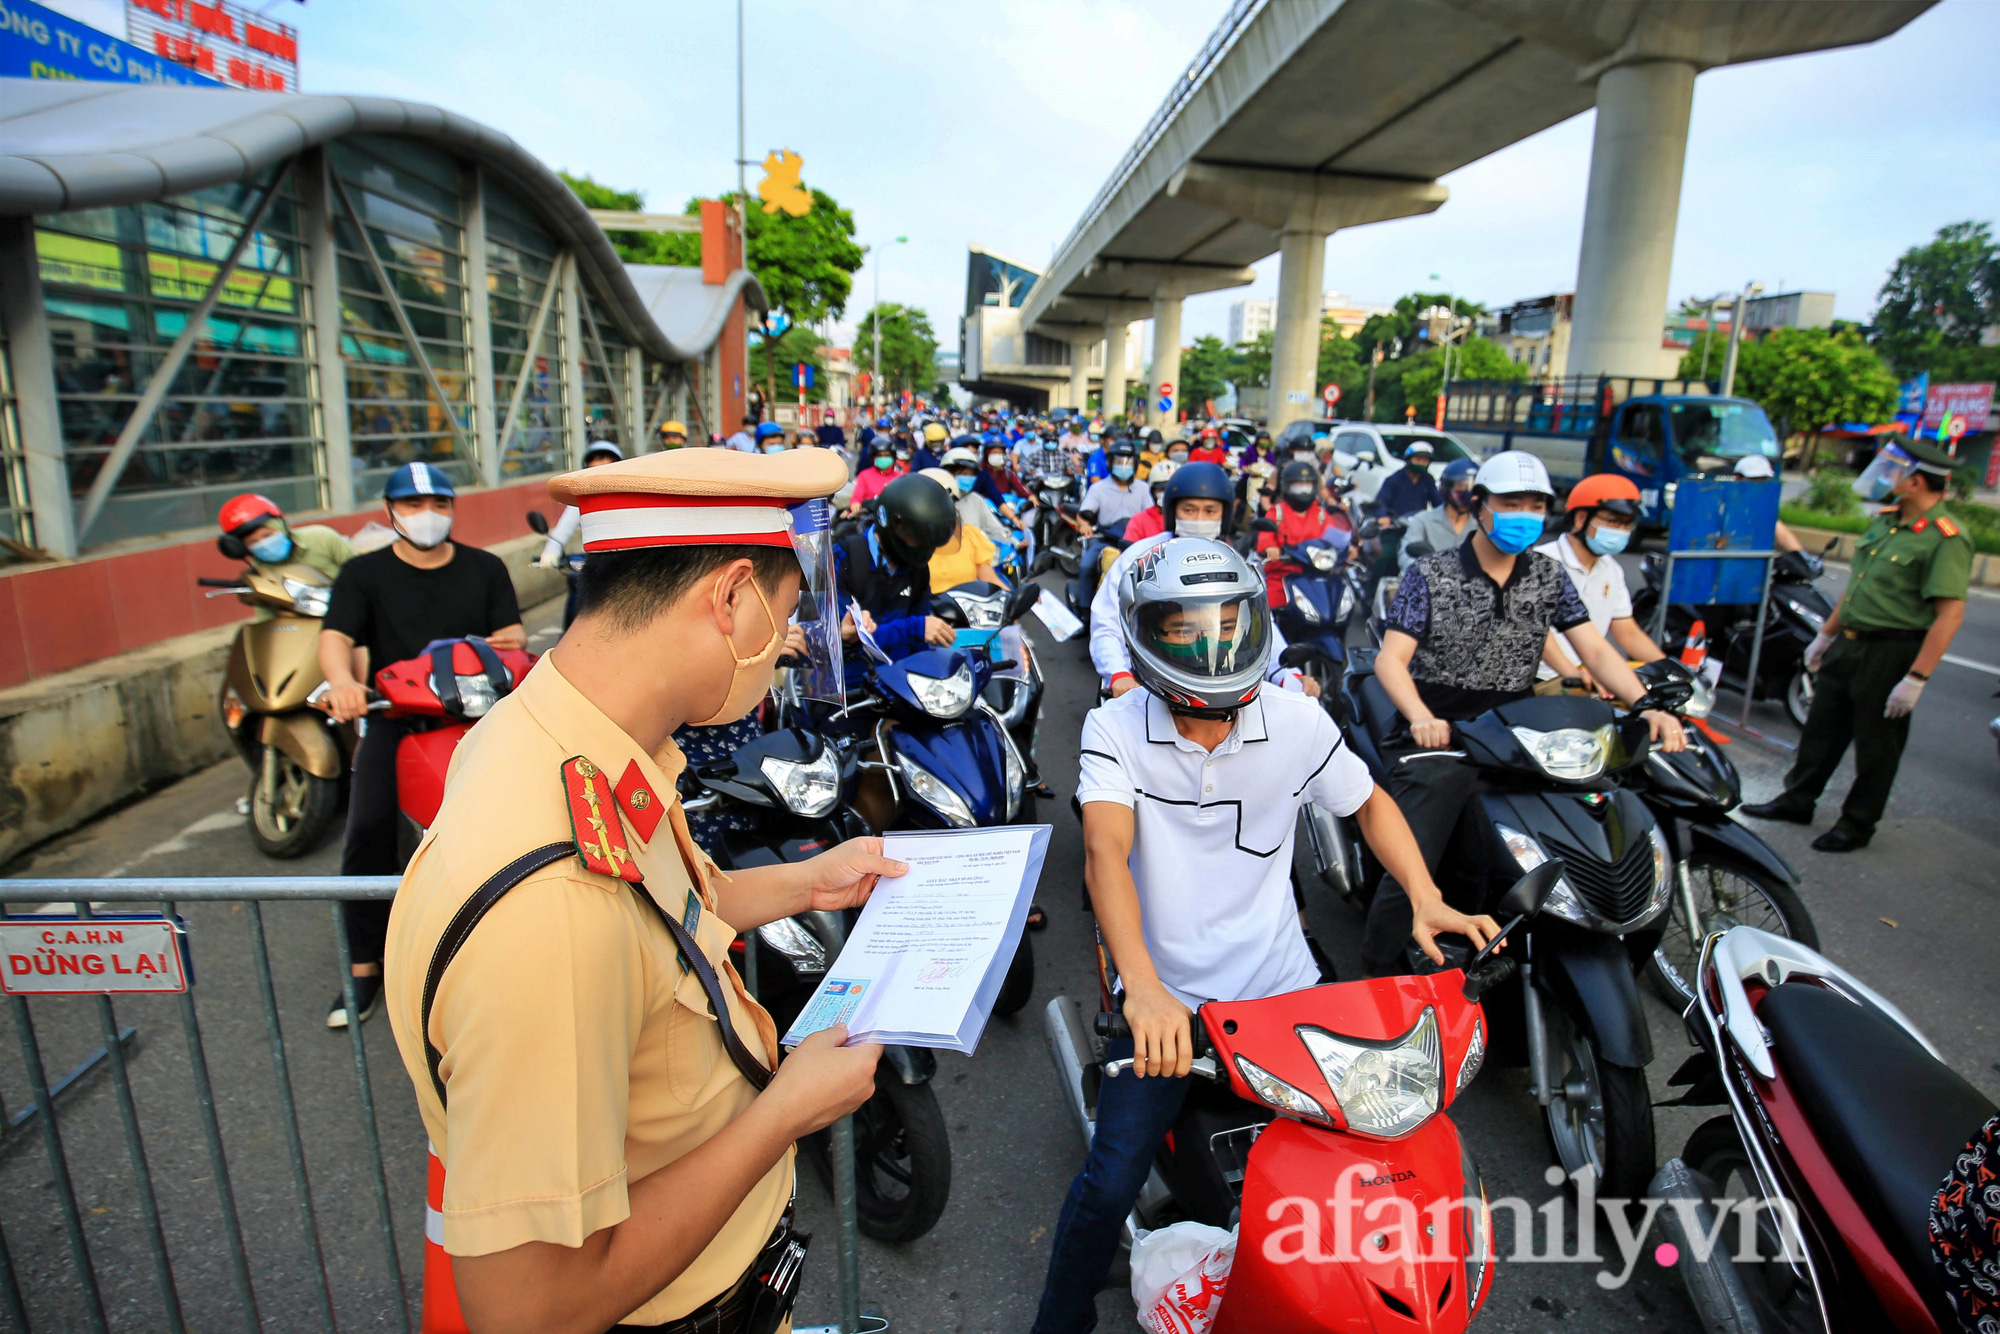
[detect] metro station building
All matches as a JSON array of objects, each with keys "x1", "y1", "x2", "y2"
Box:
[{"x1": 0, "y1": 79, "x2": 761, "y2": 686}]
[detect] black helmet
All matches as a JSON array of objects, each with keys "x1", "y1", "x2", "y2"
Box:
[
  {"x1": 1160, "y1": 461, "x2": 1234, "y2": 535},
  {"x1": 1143, "y1": 427, "x2": 1164, "y2": 446},
  {"x1": 1107, "y1": 438, "x2": 1140, "y2": 460},
  {"x1": 875, "y1": 473, "x2": 958, "y2": 567},
  {"x1": 1279, "y1": 460, "x2": 1321, "y2": 512}
]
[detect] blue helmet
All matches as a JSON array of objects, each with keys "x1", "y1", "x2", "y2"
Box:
[
  {"x1": 383, "y1": 461, "x2": 456, "y2": 500},
  {"x1": 755, "y1": 421, "x2": 785, "y2": 440},
  {"x1": 1159, "y1": 461, "x2": 1234, "y2": 535},
  {"x1": 1440, "y1": 459, "x2": 1478, "y2": 486}
]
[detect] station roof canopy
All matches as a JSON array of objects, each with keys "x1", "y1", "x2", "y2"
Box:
[{"x1": 0, "y1": 80, "x2": 762, "y2": 361}]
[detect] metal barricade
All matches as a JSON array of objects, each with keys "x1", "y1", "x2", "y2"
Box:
[{"x1": 0, "y1": 876, "x2": 405, "y2": 1334}]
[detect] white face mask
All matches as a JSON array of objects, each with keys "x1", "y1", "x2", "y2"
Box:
[
  {"x1": 1178, "y1": 517, "x2": 1222, "y2": 540},
  {"x1": 394, "y1": 509, "x2": 453, "y2": 550}
]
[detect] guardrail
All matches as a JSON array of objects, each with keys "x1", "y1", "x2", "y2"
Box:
[{"x1": 1, "y1": 876, "x2": 404, "y2": 1334}]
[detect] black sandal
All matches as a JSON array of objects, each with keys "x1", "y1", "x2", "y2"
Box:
[{"x1": 1026, "y1": 902, "x2": 1048, "y2": 931}]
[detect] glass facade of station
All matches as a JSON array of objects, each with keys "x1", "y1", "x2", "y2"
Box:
[{"x1": 14, "y1": 134, "x2": 675, "y2": 553}]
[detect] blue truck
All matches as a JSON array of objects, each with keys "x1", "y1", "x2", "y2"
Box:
[{"x1": 1442, "y1": 375, "x2": 1784, "y2": 527}]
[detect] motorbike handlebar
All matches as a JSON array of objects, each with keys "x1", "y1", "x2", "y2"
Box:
[
  {"x1": 197, "y1": 576, "x2": 244, "y2": 587},
  {"x1": 1105, "y1": 1055, "x2": 1221, "y2": 1082}
]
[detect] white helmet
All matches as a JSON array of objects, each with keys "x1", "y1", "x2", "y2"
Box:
[
  {"x1": 1732, "y1": 454, "x2": 1776, "y2": 480},
  {"x1": 1147, "y1": 458, "x2": 1179, "y2": 498},
  {"x1": 1119, "y1": 538, "x2": 1272, "y2": 719},
  {"x1": 1473, "y1": 450, "x2": 1555, "y2": 502},
  {"x1": 940, "y1": 446, "x2": 981, "y2": 469}
]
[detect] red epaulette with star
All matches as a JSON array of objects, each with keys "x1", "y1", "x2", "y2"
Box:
[
  {"x1": 562, "y1": 756, "x2": 643, "y2": 882},
  {"x1": 1936, "y1": 516, "x2": 1962, "y2": 538}
]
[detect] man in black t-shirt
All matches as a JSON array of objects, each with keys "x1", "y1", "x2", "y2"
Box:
[
  {"x1": 316, "y1": 462, "x2": 524, "y2": 1027},
  {"x1": 1361, "y1": 452, "x2": 1683, "y2": 975}
]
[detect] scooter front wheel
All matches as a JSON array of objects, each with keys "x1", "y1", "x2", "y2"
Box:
[
  {"x1": 1682, "y1": 1117, "x2": 1822, "y2": 1332},
  {"x1": 1545, "y1": 1007, "x2": 1656, "y2": 1202},
  {"x1": 1785, "y1": 668, "x2": 1814, "y2": 728},
  {"x1": 994, "y1": 931, "x2": 1035, "y2": 1016},
  {"x1": 852, "y1": 1076, "x2": 952, "y2": 1243},
  {"x1": 1648, "y1": 855, "x2": 1816, "y2": 1009},
  {"x1": 248, "y1": 747, "x2": 342, "y2": 859}
]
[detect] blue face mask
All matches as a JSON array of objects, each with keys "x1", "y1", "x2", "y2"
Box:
[
  {"x1": 1111, "y1": 463, "x2": 1136, "y2": 482},
  {"x1": 956, "y1": 475, "x2": 976, "y2": 493},
  {"x1": 1486, "y1": 510, "x2": 1544, "y2": 555},
  {"x1": 248, "y1": 532, "x2": 292, "y2": 563},
  {"x1": 1585, "y1": 524, "x2": 1631, "y2": 557}
]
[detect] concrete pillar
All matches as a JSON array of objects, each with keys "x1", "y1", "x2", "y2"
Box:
[
  {"x1": 1149, "y1": 293, "x2": 1183, "y2": 428},
  {"x1": 1566, "y1": 59, "x2": 1697, "y2": 380},
  {"x1": 1067, "y1": 335, "x2": 1095, "y2": 412},
  {"x1": 0, "y1": 216, "x2": 76, "y2": 557},
  {"x1": 1267, "y1": 228, "x2": 1327, "y2": 433},
  {"x1": 1102, "y1": 319, "x2": 1129, "y2": 422},
  {"x1": 298, "y1": 150, "x2": 353, "y2": 514}
]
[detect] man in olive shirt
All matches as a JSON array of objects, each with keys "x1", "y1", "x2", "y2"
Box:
[{"x1": 1745, "y1": 437, "x2": 1972, "y2": 851}]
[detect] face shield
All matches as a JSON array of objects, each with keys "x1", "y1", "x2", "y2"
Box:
[
  {"x1": 1851, "y1": 442, "x2": 1918, "y2": 503},
  {"x1": 1134, "y1": 594, "x2": 1269, "y2": 683},
  {"x1": 779, "y1": 498, "x2": 844, "y2": 706}
]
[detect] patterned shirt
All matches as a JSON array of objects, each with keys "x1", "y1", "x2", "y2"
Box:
[{"x1": 1384, "y1": 540, "x2": 1589, "y2": 722}]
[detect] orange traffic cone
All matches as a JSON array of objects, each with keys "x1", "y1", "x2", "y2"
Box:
[{"x1": 1680, "y1": 619, "x2": 1707, "y2": 670}]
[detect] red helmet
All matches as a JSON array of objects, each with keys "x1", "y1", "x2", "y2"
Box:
[
  {"x1": 1565, "y1": 473, "x2": 1642, "y2": 519},
  {"x1": 218, "y1": 493, "x2": 283, "y2": 539}
]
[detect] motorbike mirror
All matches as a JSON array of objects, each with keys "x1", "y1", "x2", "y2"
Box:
[
  {"x1": 1821, "y1": 537, "x2": 1839, "y2": 556},
  {"x1": 1004, "y1": 582, "x2": 1041, "y2": 624},
  {"x1": 1332, "y1": 450, "x2": 1358, "y2": 471},
  {"x1": 1402, "y1": 540, "x2": 1434, "y2": 560},
  {"x1": 1631, "y1": 680, "x2": 1695, "y2": 715},
  {"x1": 1466, "y1": 859, "x2": 1568, "y2": 972},
  {"x1": 216, "y1": 533, "x2": 249, "y2": 561},
  {"x1": 1252, "y1": 516, "x2": 1279, "y2": 533},
  {"x1": 526, "y1": 510, "x2": 549, "y2": 535}
]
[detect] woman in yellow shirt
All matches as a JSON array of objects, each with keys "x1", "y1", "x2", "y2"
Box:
[{"x1": 917, "y1": 468, "x2": 1001, "y2": 589}]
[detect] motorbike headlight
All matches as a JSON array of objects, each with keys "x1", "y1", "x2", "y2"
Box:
[
  {"x1": 756, "y1": 916, "x2": 830, "y2": 971},
  {"x1": 1310, "y1": 547, "x2": 1338, "y2": 571},
  {"x1": 1541, "y1": 875, "x2": 1592, "y2": 927},
  {"x1": 435, "y1": 671, "x2": 500, "y2": 718},
  {"x1": 1234, "y1": 1053, "x2": 1332, "y2": 1126},
  {"x1": 894, "y1": 752, "x2": 976, "y2": 827},
  {"x1": 1456, "y1": 1018, "x2": 1486, "y2": 1095},
  {"x1": 760, "y1": 749, "x2": 842, "y2": 818},
  {"x1": 906, "y1": 663, "x2": 975, "y2": 719},
  {"x1": 1335, "y1": 580, "x2": 1352, "y2": 623},
  {"x1": 1509, "y1": 724, "x2": 1612, "y2": 782},
  {"x1": 1290, "y1": 583, "x2": 1322, "y2": 624},
  {"x1": 282, "y1": 577, "x2": 330, "y2": 617},
  {"x1": 1777, "y1": 595, "x2": 1824, "y2": 632},
  {"x1": 1299, "y1": 1007, "x2": 1443, "y2": 1139},
  {"x1": 1644, "y1": 824, "x2": 1672, "y2": 920},
  {"x1": 953, "y1": 594, "x2": 1004, "y2": 629}
]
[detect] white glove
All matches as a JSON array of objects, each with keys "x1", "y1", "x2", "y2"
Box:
[
  {"x1": 535, "y1": 539, "x2": 563, "y2": 569},
  {"x1": 1803, "y1": 630, "x2": 1835, "y2": 673},
  {"x1": 1884, "y1": 674, "x2": 1924, "y2": 719}
]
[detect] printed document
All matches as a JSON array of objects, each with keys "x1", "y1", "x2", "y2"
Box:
[{"x1": 782, "y1": 825, "x2": 1051, "y2": 1054}]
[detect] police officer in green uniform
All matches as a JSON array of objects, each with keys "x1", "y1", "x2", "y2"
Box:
[{"x1": 1745, "y1": 437, "x2": 1972, "y2": 851}]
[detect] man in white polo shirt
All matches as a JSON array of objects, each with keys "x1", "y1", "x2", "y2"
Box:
[
  {"x1": 1534, "y1": 472, "x2": 1668, "y2": 692},
  {"x1": 1029, "y1": 537, "x2": 1498, "y2": 1334}
]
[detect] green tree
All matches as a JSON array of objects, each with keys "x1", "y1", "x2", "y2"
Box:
[
  {"x1": 559, "y1": 172, "x2": 685, "y2": 265},
  {"x1": 1726, "y1": 327, "x2": 1899, "y2": 467},
  {"x1": 1178, "y1": 335, "x2": 1232, "y2": 409},
  {"x1": 1397, "y1": 336, "x2": 1526, "y2": 414},
  {"x1": 1872, "y1": 221, "x2": 1999, "y2": 375},
  {"x1": 853, "y1": 303, "x2": 939, "y2": 397},
  {"x1": 1228, "y1": 330, "x2": 1273, "y2": 389},
  {"x1": 1317, "y1": 318, "x2": 1365, "y2": 410},
  {"x1": 749, "y1": 324, "x2": 829, "y2": 404}
]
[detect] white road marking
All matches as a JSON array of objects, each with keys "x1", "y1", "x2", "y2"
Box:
[
  {"x1": 102, "y1": 809, "x2": 245, "y2": 878},
  {"x1": 1942, "y1": 652, "x2": 2000, "y2": 677}
]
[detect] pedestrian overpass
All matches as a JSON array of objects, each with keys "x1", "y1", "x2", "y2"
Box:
[{"x1": 1014, "y1": 0, "x2": 1931, "y2": 429}]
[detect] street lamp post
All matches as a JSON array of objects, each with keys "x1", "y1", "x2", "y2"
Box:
[
  {"x1": 1720, "y1": 281, "x2": 1763, "y2": 398},
  {"x1": 869, "y1": 236, "x2": 905, "y2": 409},
  {"x1": 1429, "y1": 272, "x2": 1461, "y2": 429}
]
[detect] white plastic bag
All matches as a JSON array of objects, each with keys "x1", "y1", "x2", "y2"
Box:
[
  {"x1": 1131, "y1": 1221, "x2": 1236, "y2": 1334},
  {"x1": 348, "y1": 521, "x2": 398, "y2": 554}
]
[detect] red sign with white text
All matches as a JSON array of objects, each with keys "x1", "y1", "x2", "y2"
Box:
[
  {"x1": 1, "y1": 916, "x2": 189, "y2": 995},
  {"x1": 126, "y1": 0, "x2": 297, "y2": 92},
  {"x1": 1920, "y1": 382, "x2": 1995, "y2": 435}
]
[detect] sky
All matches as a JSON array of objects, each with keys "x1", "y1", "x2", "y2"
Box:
[{"x1": 52, "y1": 0, "x2": 2000, "y2": 358}]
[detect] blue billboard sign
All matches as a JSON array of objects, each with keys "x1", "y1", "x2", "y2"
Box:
[{"x1": 0, "y1": 0, "x2": 222, "y2": 87}]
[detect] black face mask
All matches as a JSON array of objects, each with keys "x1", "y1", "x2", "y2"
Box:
[{"x1": 1407, "y1": 459, "x2": 1431, "y2": 475}]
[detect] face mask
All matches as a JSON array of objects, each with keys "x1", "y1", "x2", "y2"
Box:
[
  {"x1": 1407, "y1": 460, "x2": 1431, "y2": 475},
  {"x1": 1585, "y1": 524, "x2": 1631, "y2": 557},
  {"x1": 1111, "y1": 463, "x2": 1136, "y2": 482},
  {"x1": 956, "y1": 475, "x2": 976, "y2": 494},
  {"x1": 1485, "y1": 510, "x2": 1543, "y2": 555},
  {"x1": 763, "y1": 443, "x2": 786, "y2": 454},
  {"x1": 248, "y1": 532, "x2": 292, "y2": 563},
  {"x1": 393, "y1": 508, "x2": 453, "y2": 550},
  {"x1": 693, "y1": 576, "x2": 785, "y2": 727},
  {"x1": 987, "y1": 454, "x2": 1005, "y2": 468},
  {"x1": 1168, "y1": 451, "x2": 1189, "y2": 464},
  {"x1": 1284, "y1": 486, "x2": 1315, "y2": 511},
  {"x1": 874, "y1": 455, "x2": 893, "y2": 471},
  {"x1": 1445, "y1": 488, "x2": 1471, "y2": 512},
  {"x1": 1178, "y1": 517, "x2": 1222, "y2": 540}
]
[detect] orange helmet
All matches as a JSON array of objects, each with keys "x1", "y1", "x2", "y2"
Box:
[
  {"x1": 218, "y1": 492, "x2": 283, "y2": 539},
  {"x1": 1565, "y1": 473, "x2": 1642, "y2": 519}
]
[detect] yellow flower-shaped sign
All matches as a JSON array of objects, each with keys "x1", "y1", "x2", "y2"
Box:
[{"x1": 756, "y1": 149, "x2": 811, "y2": 217}]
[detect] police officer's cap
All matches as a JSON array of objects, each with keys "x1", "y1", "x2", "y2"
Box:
[
  {"x1": 548, "y1": 447, "x2": 848, "y2": 553},
  {"x1": 1892, "y1": 435, "x2": 1960, "y2": 478}
]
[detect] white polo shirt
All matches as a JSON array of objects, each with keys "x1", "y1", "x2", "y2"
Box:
[
  {"x1": 1077, "y1": 684, "x2": 1376, "y2": 1008},
  {"x1": 1535, "y1": 532, "x2": 1634, "y2": 680}
]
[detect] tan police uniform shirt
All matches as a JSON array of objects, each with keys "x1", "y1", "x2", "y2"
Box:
[{"x1": 385, "y1": 654, "x2": 789, "y2": 1325}]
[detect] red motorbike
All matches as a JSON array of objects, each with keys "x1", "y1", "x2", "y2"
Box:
[
  {"x1": 1042, "y1": 867, "x2": 1563, "y2": 1331},
  {"x1": 313, "y1": 638, "x2": 538, "y2": 848},
  {"x1": 1653, "y1": 924, "x2": 1997, "y2": 1333}
]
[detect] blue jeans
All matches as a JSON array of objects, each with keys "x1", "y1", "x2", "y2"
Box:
[
  {"x1": 1073, "y1": 538, "x2": 1113, "y2": 607},
  {"x1": 1031, "y1": 1038, "x2": 1190, "y2": 1334}
]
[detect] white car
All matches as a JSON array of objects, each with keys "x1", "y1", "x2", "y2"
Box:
[{"x1": 1311, "y1": 421, "x2": 1477, "y2": 506}]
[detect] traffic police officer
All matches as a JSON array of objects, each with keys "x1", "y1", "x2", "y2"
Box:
[
  {"x1": 386, "y1": 446, "x2": 899, "y2": 1334},
  {"x1": 1745, "y1": 436, "x2": 1972, "y2": 851}
]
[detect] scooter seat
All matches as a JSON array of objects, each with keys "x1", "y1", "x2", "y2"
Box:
[
  {"x1": 1355, "y1": 672, "x2": 1403, "y2": 754},
  {"x1": 1759, "y1": 981, "x2": 1996, "y2": 1320}
]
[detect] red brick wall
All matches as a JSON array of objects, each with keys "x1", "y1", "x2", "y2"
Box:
[{"x1": 0, "y1": 478, "x2": 565, "y2": 691}]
